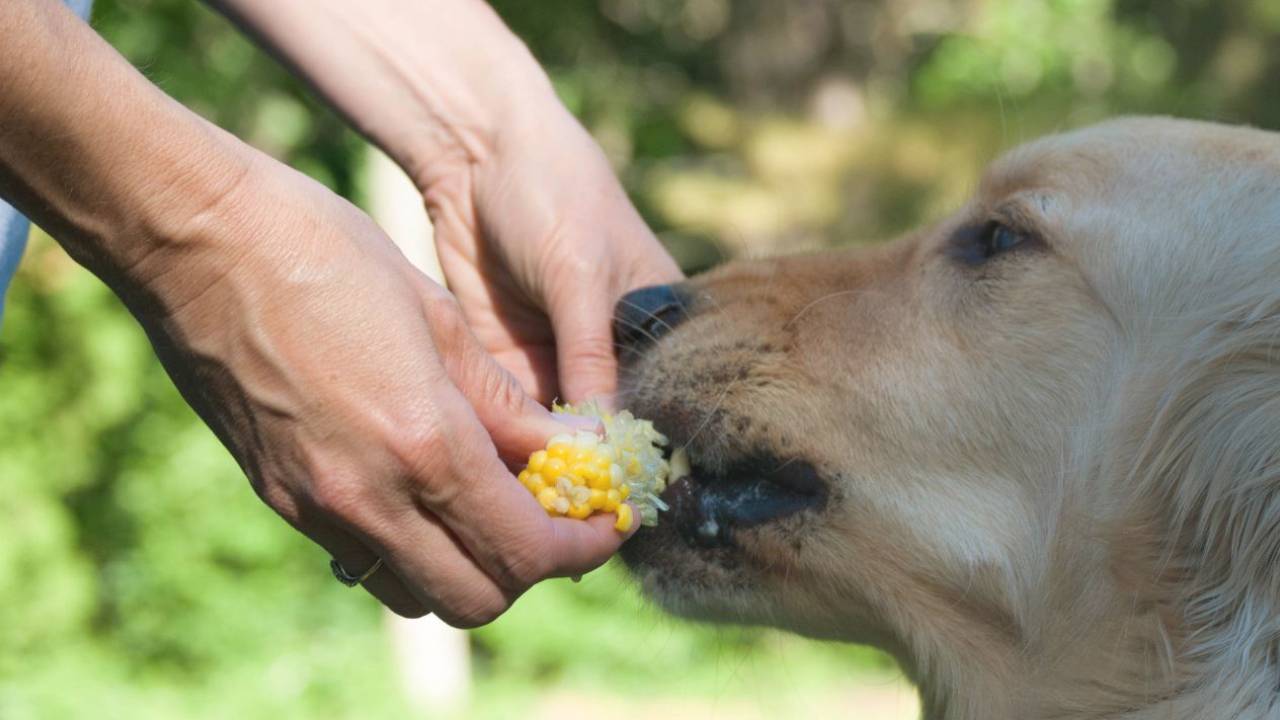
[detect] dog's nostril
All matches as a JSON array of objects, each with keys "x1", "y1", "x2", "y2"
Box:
[{"x1": 614, "y1": 284, "x2": 688, "y2": 349}]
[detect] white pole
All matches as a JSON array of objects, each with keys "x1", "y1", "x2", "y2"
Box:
[{"x1": 363, "y1": 145, "x2": 470, "y2": 716}]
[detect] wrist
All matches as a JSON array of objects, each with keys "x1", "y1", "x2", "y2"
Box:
[
  {"x1": 365, "y1": 5, "x2": 562, "y2": 192},
  {"x1": 213, "y1": 0, "x2": 561, "y2": 194},
  {"x1": 0, "y1": 0, "x2": 260, "y2": 310}
]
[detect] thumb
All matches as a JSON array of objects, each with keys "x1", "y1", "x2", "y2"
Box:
[{"x1": 421, "y1": 287, "x2": 584, "y2": 463}]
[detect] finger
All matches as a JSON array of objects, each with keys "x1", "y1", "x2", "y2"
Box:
[
  {"x1": 407, "y1": 393, "x2": 625, "y2": 592},
  {"x1": 317, "y1": 482, "x2": 521, "y2": 628},
  {"x1": 418, "y1": 286, "x2": 592, "y2": 462},
  {"x1": 409, "y1": 285, "x2": 625, "y2": 590},
  {"x1": 545, "y1": 512, "x2": 630, "y2": 577},
  {"x1": 547, "y1": 292, "x2": 620, "y2": 404},
  {"x1": 302, "y1": 514, "x2": 430, "y2": 619},
  {"x1": 358, "y1": 501, "x2": 523, "y2": 628},
  {"x1": 489, "y1": 343, "x2": 559, "y2": 406}
]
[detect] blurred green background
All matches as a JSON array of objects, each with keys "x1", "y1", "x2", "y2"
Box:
[{"x1": 4, "y1": 1, "x2": 1280, "y2": 718}]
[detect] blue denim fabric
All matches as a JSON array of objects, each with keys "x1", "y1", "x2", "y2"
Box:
[{"x1": 0, "y1": 0, "x2": 95, "y2": 329}]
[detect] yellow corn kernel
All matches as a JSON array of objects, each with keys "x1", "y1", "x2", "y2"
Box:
[
  {"x1": 588, "y1": 489, "x2": 608, "y2": 509},
  {"x1": 528, "y1": 450, "x2": 548, "y2": 473},
  {"x1": 518, "y1": 401, "x2": 670, "y2": 531},
  {"x1": 536, "y1": 487, "x2": 558, "y2": 512},
  {"x1": 543, "y1": 457, "x2": 568, "y2": 480},
  {"x1": 586, "y1": 470, "x2": 612, "y2": 491},
  {"x1": 614, "y1": 504, "x2": 634, "y2": 532}
]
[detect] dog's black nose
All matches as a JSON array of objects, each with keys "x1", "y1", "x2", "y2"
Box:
[{"x1": 614, "y1": 284, "x2": 688, "y2": 348}]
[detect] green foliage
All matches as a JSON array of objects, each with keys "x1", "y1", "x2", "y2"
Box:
[{"x1": 6, "y1": 0, "x2": 1280, "y2": 717}]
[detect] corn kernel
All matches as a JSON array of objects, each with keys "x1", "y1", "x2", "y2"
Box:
[
  {"x1": 544, "y1": 457, "x2": 568, "y2": 480},
  {"x1": 536, "y1": 487, "x2": 558, "y2": 511},
  {"x1": 528, "y1": 450, "x2": 548, "y2": 473},
  {"x1": 588, "y1": 489, "x2": 607, "y2": 509},
  {"x1": 614, "y1": 504, "x2": 634, "y2": 532},
  {"x1": 519, "y1": 400, "x2": 670, "y2": 532}
]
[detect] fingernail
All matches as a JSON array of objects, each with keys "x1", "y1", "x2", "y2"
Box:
[{"x1": 552, "y1": 412, "x2": 603, "y2": 434}]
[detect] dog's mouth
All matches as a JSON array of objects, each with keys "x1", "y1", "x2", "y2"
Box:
[{"x1": 659, "y1": 450, "x2": 828, "y2": 548}]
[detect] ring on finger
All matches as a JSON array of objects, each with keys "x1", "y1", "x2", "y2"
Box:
[{"x1": 330, "y1": 557, "x2": 384, "y2": 587}]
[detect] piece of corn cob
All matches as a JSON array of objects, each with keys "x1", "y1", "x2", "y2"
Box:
[{"x1": 518, "y1": 401, "x2": 671, "y2": 532}]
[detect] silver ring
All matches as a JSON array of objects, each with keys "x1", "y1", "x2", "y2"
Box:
[{"x1": 330, "y1": 557, "x2": 383, "y2": 587}]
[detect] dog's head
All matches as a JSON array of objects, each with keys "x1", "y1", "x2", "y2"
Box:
[{"x1": 618, "y1": 117, "x2": 1280, "y2": 715}]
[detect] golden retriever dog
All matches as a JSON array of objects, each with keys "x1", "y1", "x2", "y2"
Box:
[{"x1": 614, "y1": 117, "x2": 1280, "y2": 719}]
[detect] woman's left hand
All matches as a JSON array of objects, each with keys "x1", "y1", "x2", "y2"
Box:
[{"x1": 420, "y1": 100, "x2": 683, "y2": 405}]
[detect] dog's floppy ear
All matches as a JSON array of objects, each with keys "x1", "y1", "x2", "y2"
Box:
[{"x1": 1123, "y1": 293, "x2": 1280, "y2": 676}]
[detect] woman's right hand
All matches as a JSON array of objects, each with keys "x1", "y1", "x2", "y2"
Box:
[
  {"x1": 132, "y1": 154, "x2": 628, "y2": 623},
  {"x1": 0, "y1": 0, "x2": 629, "y2": 626}
]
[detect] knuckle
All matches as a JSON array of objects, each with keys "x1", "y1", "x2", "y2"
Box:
[
  {"x1": 389, "y1": 418, "x2": 448, "y2": 471},
  {"x1": 441, "y1": 602, "x2": 506, "y2": 629},
  {"x1": 389, "y1": 421, "x2": 465, "y2": 507},
  {"x1": 567, "y1": 332, "x2": 615, "y2": 366},
  {"x1": 310, "y1": 473, "x2": 377, "y2": 525},
  {"x1": 558, "y1": 255, "x2": 595, "y2": 281},
  {"x1": 422, "y1": 291, "x2": 466, "y2": 339},
  {"x1": 251, "y1": 477, "x2": 303, "y2": 524},
  {"x1": 494, "y1": 540, "x2": 552, "y2": 590},
  {"x1": 477, "y1": 362, "x2": 528, "y2": 417}
]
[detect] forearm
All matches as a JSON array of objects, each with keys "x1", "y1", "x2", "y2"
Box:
[
  {"x1": 207, "y1": 0, "x2": 559, "y2": 190},
  {"x1": 0, "y1": 0, "x2": 253, "y2": 305}
]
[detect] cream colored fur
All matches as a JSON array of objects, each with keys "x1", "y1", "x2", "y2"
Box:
[{"x1": 622, "y1": 117, "x2": 1280, "y2": 719}]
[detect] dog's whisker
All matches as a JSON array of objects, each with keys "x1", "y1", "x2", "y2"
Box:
[
  {"x1": 782, "y1": 288, "x2": 889, "y2": 331},
  {"x1": 612, "y1": 314, "x2": 664, "y2": 345},
  {"x1": 680, "y1": 374, "x2": 739, "y2": 453},
  {"x1": 615, "y1": 297, "x2": 678, "y2": 337}
]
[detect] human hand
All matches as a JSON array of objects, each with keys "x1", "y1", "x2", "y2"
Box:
[
  {"x1": 0, "y1": 0, "x2": 635, "y2": 627},
  {"x1": 133, "y1": 156, "x2": 629, "y2": 623},
  {"x1": 419, "y1": 102, "x2": 683, "y2": 406},
  {"x1": 208, "y1": 0, "x2": 682, "y2": 404}
]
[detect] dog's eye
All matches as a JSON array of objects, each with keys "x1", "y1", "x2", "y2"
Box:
[
  {"x1": 948, "y1": 220, "x2": 1036, "y2": 265},
  {"x1": 982, "y1": 222, "x2": 1025, "y2": 258}
]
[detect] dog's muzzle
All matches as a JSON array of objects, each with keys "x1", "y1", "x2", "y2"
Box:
[{"x1": 663, "y1": 455, "x2": 828, "y2": 548}]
